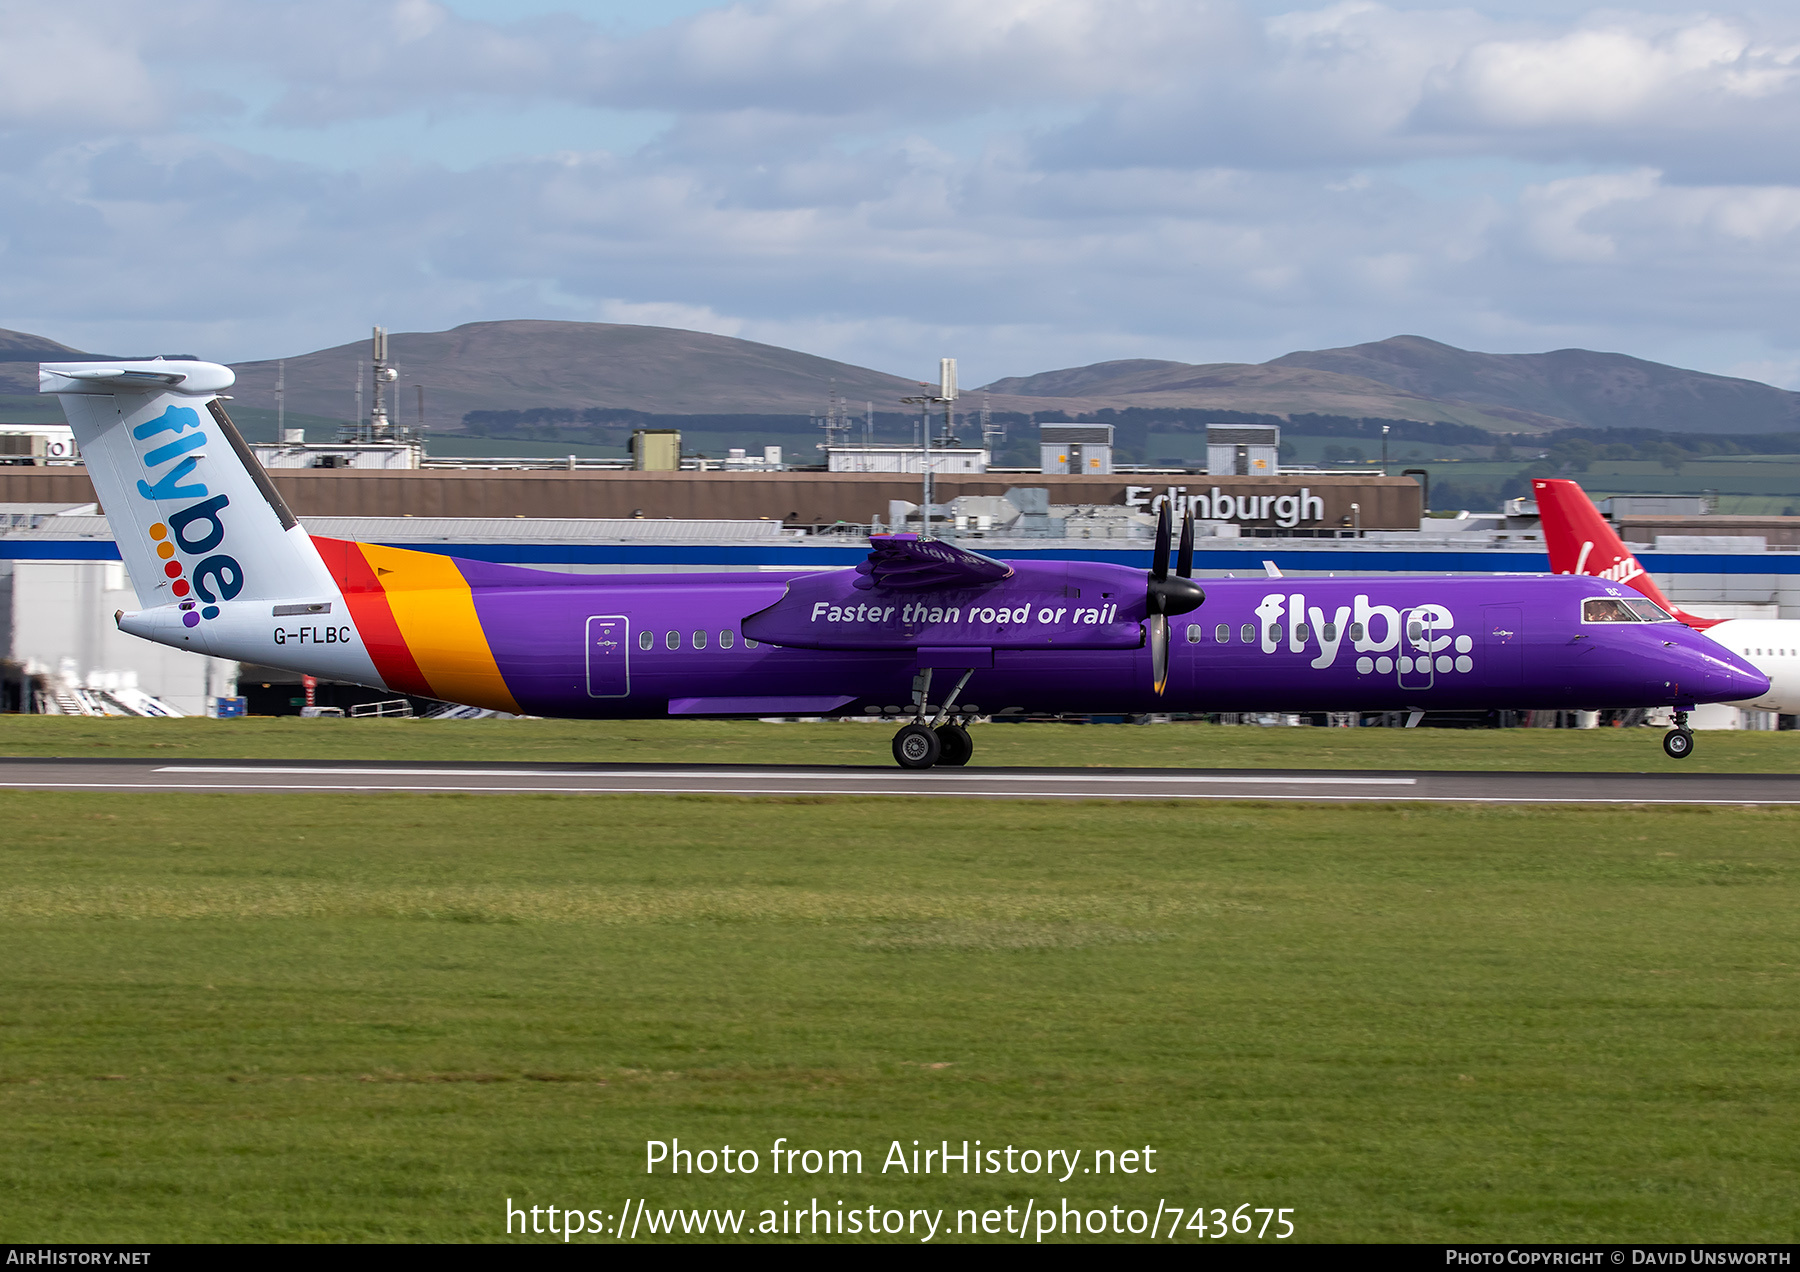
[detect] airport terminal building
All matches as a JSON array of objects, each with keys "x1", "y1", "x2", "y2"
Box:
[{"x1": 4, "y1": 461, "x2": 1798, "y2": 722}]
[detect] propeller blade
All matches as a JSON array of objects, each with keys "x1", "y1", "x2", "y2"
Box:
[
  {"x1": 1146, "y1": 502, "x2": 1203, "y2": 693},
  {"x1": 1150, "y1": 501, "x2": 1172, "y2": 582}
]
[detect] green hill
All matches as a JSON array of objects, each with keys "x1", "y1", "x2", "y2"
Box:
[{"x1": 7, "y1": 321, "x2": 1800, "y2": 436}]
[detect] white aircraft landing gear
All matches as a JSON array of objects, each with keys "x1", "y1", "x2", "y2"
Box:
[{"x1": 1663, "y1": 710, "x2": 1694, "y2": 760}]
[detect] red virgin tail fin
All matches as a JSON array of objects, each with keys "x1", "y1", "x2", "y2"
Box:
[{"x1": 1531, "y1": 478, "x2": 1719, "y2": 628}]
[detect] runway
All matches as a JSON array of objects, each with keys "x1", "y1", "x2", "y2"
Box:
[{"x1": 0, "y1": 758, "x2": 1797, "y2": 804}]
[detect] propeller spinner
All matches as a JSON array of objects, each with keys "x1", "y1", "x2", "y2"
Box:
[{"x1": 1146, "y1": 502, "x2": 1205, "y2": 694}]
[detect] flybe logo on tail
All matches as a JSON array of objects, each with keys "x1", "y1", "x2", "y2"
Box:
[{"x1": 132, "y1": 403, "x2": 244, "y2": 627}]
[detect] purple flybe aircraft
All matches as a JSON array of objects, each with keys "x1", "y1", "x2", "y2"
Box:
[{"x1": 43, "y1": 359, "x2": 1766, "y2": 767}]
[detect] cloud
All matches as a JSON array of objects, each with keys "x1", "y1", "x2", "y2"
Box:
[
  {"x1": 1424, "y1": 17, "x2": 1795, "y2": 129},
  {"x1": 9, "y1": 124, "x2": 1794, "y2": 372},
  {"x1": 0, "y1": 2, "x2": 172, "y2": 131},
  {"x1": 5, "y1": 0, "x2": 1800, "y2": 384},
  {"x1": 1035, "y1": 5, "x2": 1800, "y2": 181},
  {"x1": 17, "y1": 1, "x2": 1800, "y2": 177}
]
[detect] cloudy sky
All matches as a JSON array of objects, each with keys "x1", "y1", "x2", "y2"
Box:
[{"x1": 5, "y1": 0, "x2": 1800, "y2": 386}]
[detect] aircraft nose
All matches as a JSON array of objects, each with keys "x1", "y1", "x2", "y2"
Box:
[{"x1": 1685, "y1": 644, "x2": 1769, "y2": 703}]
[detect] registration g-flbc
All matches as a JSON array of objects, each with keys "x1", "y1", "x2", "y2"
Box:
[{"x1": 273, "y1": 624, "x2": 354, "y2": 645}]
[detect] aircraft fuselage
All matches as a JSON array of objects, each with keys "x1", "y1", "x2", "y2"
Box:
[{"x1": 124, "y1": 555, "x2": 1762, "y2": 719}]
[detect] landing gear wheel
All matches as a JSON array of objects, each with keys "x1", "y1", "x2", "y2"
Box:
[
  {"x1": 934, "y1": 723, "x2": 973, "y2": 767},
  {"x1": 893, "y1": 722, "x2": 942, "y2": 769},
  {"x1": 1663, "y1": 728, "x2": 1695, "y2": 760}
]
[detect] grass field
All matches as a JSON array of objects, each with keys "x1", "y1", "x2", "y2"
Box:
[
  {"x1": 1, "y1": 769, "x2": 1797, "y2": 1243},
  {"x1": 3, "y1": 714, "x2": 1799, "y2": 772}
]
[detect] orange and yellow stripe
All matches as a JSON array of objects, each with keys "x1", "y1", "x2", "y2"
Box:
[{"x1": 312, "y1": 536, "x2": 522, "y2": 713}]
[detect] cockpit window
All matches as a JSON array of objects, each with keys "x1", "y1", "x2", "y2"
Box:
[
  {"x1": 1582, "y1": 598, "x2": 1638, "y2": 623},
  {"x1": 1582, "y1": 597, "x2": 1679, "y2": 623},
  {"x1": 1623, "y1": 598, "x2": 1676, "y2": 622}
]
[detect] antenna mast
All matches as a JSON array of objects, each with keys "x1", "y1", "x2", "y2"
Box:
[
  {"x1": 342, "y1": 325, "x2": 413, "y2": 444},
  {"x1": 368, "y1": 325, "x2": 399, "y2": 440},
  {"x1": 818, "y1": 379, "x2": 852, "y2": 453},
  {"x1": 937, "y1": 358, "x2": 958, "y2": 446},
  {"x1": 980, "y1": 391, "x2": 1001, "y2": 456},
  {"x1": 899, "y1": 357, "x2": 957, "y2": 539}
]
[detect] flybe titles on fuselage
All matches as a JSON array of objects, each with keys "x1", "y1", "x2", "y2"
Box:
[{"x1": 1246, "y1": 592, "x2": 1478, "y2": 676}]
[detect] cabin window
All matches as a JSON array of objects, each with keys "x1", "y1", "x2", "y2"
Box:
[
  {"x1": 1241, "y1": 623, "x2": 1254, "y2": 643},
  {"x1": 1215, "y1": 623, "x2": 1230, "y2": 643},
  {"x1": 692, "y1": 630, "x2": 707, "y2": 650},
  {"x1": 1185, "y1": 624, "x2": 1202, "y2": 644},
  {"x1": 719, "y1": 630, "x2": 735, "y2": 649},
  {"x1": 1582, "y1": 598, "x2": 1637, "y2": 623},
  {"x1": 665, "y1": 630, "x2": 681, "y2": 650},
  {"x1": 1267, "y1": 623, "x2": 1281, "y2": 643},
  {"x1": 638, "y1": 630, "x2": 653, "y2": 651},
  {"x1": 1348, "y1": 622, "x2": 1364, "y2": 641},
  {"x1": 1294, "y1": 624, "x2": 1310, "y2": 642},
  {"x1": 1323, "y1": 622, "x2": 1337, "y2": 642},
  {"x1": 744, "y1": 637, "x2": 760, "y2": 649}
]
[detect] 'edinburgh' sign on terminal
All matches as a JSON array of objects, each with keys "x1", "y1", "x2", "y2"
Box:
[{"x1": 1125, "y1": 484, "x2": 1328, "y2": 530}]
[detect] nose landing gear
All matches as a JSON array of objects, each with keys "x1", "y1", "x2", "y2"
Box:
[{"x1": 1663, "y1": 710, "x2": 1694, "y2": 760}]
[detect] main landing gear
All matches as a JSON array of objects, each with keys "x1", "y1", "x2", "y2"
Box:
[
  {"x1": 891, "y1": 720, "x2": 975, "y2": 769},
  {"x1": 934, "y1": 723, "x2": 973, "y2": 766},
  {"x1": 893, "y1": 722, "x2": 940, "y2": 768},
  {"x1": 891, "y1": 666, "x2": 977, "y2": 769},
  {"x1": 1663, "y1": 710, "x2": 1694, "y2": 760}
]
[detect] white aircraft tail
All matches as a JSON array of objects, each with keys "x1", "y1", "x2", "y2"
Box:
[{"x1": 41, "y1": 359, "x2": 336, "y2": 619}]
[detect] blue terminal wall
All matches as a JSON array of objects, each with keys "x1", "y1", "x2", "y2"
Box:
[{"x1": 8, "y1": 534, "x2": 1800, "y2": 579}]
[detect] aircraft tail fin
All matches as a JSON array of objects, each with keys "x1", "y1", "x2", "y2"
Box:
[
  {"x1": 41, "y1": 359, "x2": 336, "y2": 617},
  {"x1": 1531, "y1": 478, "x2": 1716, "y2": 628}
]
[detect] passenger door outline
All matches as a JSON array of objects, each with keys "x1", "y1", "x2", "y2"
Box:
[
  {"x1": 1397, "y1": 606, "x2": 1436, "y2": 690},
  {"x1": 1483, "y1": 605, "x2": 1523, "y2": 686},
  {"x1": 586, "y1": 615, "x2": 631, "y2": 698}
]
